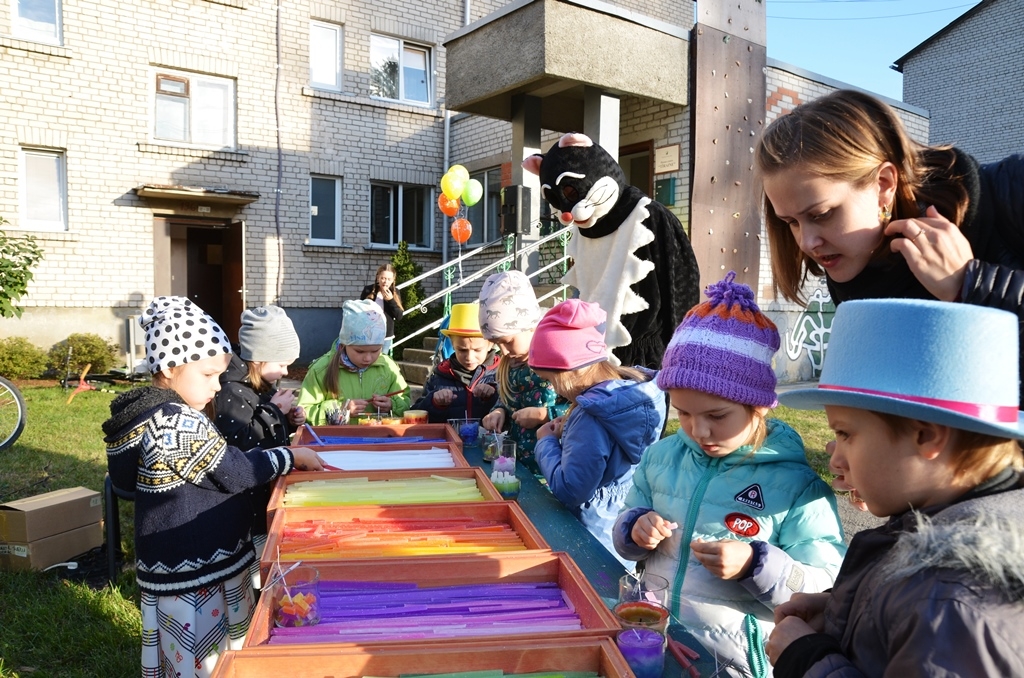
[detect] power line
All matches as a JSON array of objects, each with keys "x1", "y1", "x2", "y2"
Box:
[{"x1": 768, "y1": 2, "x2": 977, "y2": 20}]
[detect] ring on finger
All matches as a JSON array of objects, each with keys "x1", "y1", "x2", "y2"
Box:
[{"x1": 911, "y1": 229, "x2": 925, "y2": 243}]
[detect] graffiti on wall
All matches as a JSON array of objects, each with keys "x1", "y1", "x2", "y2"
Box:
[{"x1": 785, "y1": 287, "x2": 835, "y2": 379}]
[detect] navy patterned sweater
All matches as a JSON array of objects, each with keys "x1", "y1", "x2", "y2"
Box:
[{"x1": 103, "y1": 387, "x2": 294, "y2": 595}]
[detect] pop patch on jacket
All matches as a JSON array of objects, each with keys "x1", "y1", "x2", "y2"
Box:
[{"x1": 724, "y1": 512, "x2": 760, "y2": 537}]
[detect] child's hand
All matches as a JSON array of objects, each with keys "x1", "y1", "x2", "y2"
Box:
[
  {"x1": 288, "y1": 405, "x2": 306, "y2": 426},
  {"x1": 370, "y1": 394, "x2": 393, "y2": 411},
  {"x1": 291, "y1": 447, "x2": 325, "y2": 472},
  {"x1": 432, "y1": 389, "x2": 455, "y2": 407},
  {"x1": 347, "y1": 398, "x2": 369, "y2": 415},
  {"x1": 473, "y1": 382, "x2": 496, "y2": 399},
  {"x1": 631, "y1": 512, "x2": 677, "y2": 550},
  {"x1": 537, "y1": 415, "x2": 565, "y2": 440},
  {"x1": 773, "y1": 591, "x2": 829, "y2": 627},
  {"x1": 481, "y1": 409, "x2": 506, "y2": 432},
  {"x1": 270, "y1": 389, "x2": 296, "y2": 414},
  {"x1": 767, "y1": 614, "x2": 820, "y2": 666},
  {"x1": 690, "y1": 538, "x2": 754, "y2": 580},
  {"x1": 512, "y1": 406, "x2": 548, "y2": 429}
]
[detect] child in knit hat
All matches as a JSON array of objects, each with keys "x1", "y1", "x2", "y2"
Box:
[
  {"x1": 102, "y1": 296, "x2": 324, "y2": 677},
  {"x1": 411, "y1": 303, "x2": 501, "y2": 423},
  {"x1": 529, "y1": 298, "x2": 667, "y2": 565},
  {"x1": 297, "y1": 299, "x2": 410, "y2": 425},
  {"x1": 213, "y1": 305, "x2": 305, "y2": 574},
  {"x1": 477, "y1": 270, "x2": 569, "y2": 466},
  {"x1": 612, "y1": 273, "x2": 846, "y2": 678}
]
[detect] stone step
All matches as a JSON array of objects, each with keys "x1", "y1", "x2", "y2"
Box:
[
  {"x1": 403, "y1": 347, "x2": 435, "y2": 365},
  {"x1": 398, "y1": 360, "x2": 432, "y2": 387},
  {"x1": 422, "y1": 336, "x2": 438, "y2": 351}
]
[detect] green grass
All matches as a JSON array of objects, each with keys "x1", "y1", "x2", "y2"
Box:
[
  {"x1": 0, "y1": 384, "x2": 834, "y2": 677},
  {"x1": 1, "y1": 383, "x2": 140, "y2": 678}
]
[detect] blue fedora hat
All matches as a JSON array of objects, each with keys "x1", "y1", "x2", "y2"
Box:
[{"x1": 779, "y1": 299, "x2": 1024, "y2": 439}]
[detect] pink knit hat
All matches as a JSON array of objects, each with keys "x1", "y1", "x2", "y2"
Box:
[{"x1": 528, "y1": 299, "x2": 609, "y2": 371}]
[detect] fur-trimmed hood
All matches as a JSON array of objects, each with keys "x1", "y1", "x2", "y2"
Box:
[{"x1": 883, "y1": 485, "x2": 1024, "y2": 602}]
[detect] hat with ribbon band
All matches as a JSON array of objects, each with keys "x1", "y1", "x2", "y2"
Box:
[{"x1": 779, "y1": 298, "x2": 1024, "y2": 439}]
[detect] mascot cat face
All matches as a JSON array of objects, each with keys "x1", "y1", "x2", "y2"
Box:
[{"x1": 523, "y1": 133, "x2": 627, "y2": 230}]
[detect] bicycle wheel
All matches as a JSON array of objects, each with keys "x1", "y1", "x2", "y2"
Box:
[{"x1": 0, "y1": 375, "x2": 27, "y2": 451}]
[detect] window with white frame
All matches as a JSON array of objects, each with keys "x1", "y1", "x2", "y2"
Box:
[
  {"x1": 19, "y1": 148, "x2": 66, "y2": 231},
  {"x1": 309, "y1": 20, "x2": 343, "y2": 91},
  {"x1": 368, "y1": 34, "x2": 431, "y2": 105},
  {"x1": 465, "y1": 168, "x2": 503, "y2": 245},
  {"x1": 370, "y1": 183, "x2": 431, "y2": 248},
  {"x1": 152, "y1": 70, "x2": 236, "y2": 149},
  {"x1": 309, "y1": 175, "x2": 343, "y2": 246},
  {"x1": 12, "y1": 0, "x2": 61, "y2": 45}
]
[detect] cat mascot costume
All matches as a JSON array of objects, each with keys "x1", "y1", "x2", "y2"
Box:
[{"x1": 523, "y1": 133, "x2": 700, "y2": 368}]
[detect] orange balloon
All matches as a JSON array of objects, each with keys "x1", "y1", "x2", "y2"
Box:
[
  {"x1": 450, "y1": 218, "x2": 472, "y2": 244},
  {"x1": 438, "y1": 194, "x2": 460, "y2": 217}
]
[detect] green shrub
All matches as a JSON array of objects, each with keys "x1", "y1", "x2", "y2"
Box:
[
  {"x1": 48, "y1": 333, "x2": 119, "y2": 376},
  {"x1": 391, "y1": 241, "x2": 433, "y2": 360},
  {"x1": 0, "y1": 336, "x2": 48, "y2": 379}
]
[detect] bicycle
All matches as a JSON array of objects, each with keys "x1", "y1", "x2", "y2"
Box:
[{"x1": 0, "y1": 374, "x2": 26, "y2": 451}]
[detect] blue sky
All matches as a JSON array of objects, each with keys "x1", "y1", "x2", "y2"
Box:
[{"x1": 765, "y1": 0, "x2": 982, "y2": 101}]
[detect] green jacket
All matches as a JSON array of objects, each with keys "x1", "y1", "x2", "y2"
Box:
[{"x1": 296, "y1": 351, "x2": 410, "y2": 425}]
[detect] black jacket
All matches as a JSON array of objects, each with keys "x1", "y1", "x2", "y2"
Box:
[
  {"x1": 361, "y1": 284, "x2": 403, "y2": 338},
  {"x1": 829, "y1": 150, "x2": 1024, "y2": 404},
  {"x1": 213, "y1": 353, "x2": 294, "y2": 536},
  {"x1": 411, "y1": 352, "x2": 500, "y2": 423}
]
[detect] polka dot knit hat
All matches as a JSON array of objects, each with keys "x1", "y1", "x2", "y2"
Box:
[
  {"x1": 140, "y1": 296, "x2": 231, "y2": 373},
  {"x1": 657, "y1": 272, "x2": 780, "y2": 407}
]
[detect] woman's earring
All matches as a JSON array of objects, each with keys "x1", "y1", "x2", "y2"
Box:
[{"x1": 879, "y1": 203, "x2": 892, "y2": 223}]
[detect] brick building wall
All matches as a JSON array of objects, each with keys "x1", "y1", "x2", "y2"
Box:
[{"x1": 900, "y1": 0, "x2": 1023, "y2": 164}]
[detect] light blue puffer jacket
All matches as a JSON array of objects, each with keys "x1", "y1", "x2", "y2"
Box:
[{"x1": 613, "y1": 420, "x2": 847, "y2": 678}]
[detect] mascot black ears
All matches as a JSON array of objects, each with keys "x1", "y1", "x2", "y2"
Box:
[{"x1": 524, "y1": 132, "x2": 700, "y2": 369}]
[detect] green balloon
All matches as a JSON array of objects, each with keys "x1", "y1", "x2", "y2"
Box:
[{"x1": 461, "y1": 179, "x2": 483, "y2": 207}]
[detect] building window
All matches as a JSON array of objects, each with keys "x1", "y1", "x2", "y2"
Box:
[
  {"x1": 369, "y1": 34, "x2": 431, "y2": 105},
  {"x1": 310, "y1": 20, "x2": 343, "y2": 91},
  {"x1": 309, "y1": 175, "x2": 342, "y2": 246},
  {"x1": 370, "y1": 183, "x2": 431, "y2": 249},
  {"x1": 12, "y1": 0, "x2": 61, "y2": 45},
  {"x1": 465, "y1": 168, "x2": 503, "y2": 246},
  {"x1": 19, "y1": 148, "x2": 66, "y2": 231},
  {"x1": 153, "y1": 70, "x2": 236, "y2": 149}
]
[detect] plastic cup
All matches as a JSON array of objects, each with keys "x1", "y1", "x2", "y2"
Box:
[
  {"x1": 618, "y1": 572, "x2": 670, "y2": 607},
  {"x1": 271, "y1": 565, "x2": 320, "y2": 628},
  {"x1": 483, "y1": 435, "x2": 515, "y2": 463},
  {"x1": 616, "y1": 628, "x2": 665, "y2": 678},
  {"x1": 448, "y1": 418, "x2": 481, "y2": 446}
]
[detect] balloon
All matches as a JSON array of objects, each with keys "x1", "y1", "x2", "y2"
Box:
[
  {"x1": 438, "y1": 193, "x2": 460, "y2": 217},
  {"x1": 461, "y1": 179, "x2": 483, "y2": 207},
  {"x1": 447, "y1": 165, "x2": 470, "y2": 182},
  {"x1": 440, "y1": 172, "x2": 466, "y2": 201},
  {"x1": 450, "y1": 218, "x2": 472, "y2": 244}
]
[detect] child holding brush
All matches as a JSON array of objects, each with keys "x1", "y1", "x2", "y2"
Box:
[
  {"x1": 213, "y1": 305, "x2": 305, "y2": 577},
  {"x1": 297, "y1": 299, "x2": 411, "y2": 425}
]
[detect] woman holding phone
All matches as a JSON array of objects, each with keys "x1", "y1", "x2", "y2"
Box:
[{"x1": 362, "y1": 263, "x2": 404, "y2": 354}]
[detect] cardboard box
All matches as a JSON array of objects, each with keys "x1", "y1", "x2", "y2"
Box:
[
  {"x1": 214, "y1": 637, "x2": 632, "y2": 678},
  {"x1": 0, "y1": 521, "x2": 103, "y2": 571},
  {"x1": 260, "y1": 501, "x2": 550, "y2": 579},
  {"x1": 244, "y1": 551, "x2": 621, "y2": 650},
  {"x1": 0, "y1": 486, "x2": 102, "y2": 543}
]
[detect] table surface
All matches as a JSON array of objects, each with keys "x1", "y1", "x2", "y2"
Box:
[{"x1": 462, "y1": 442, "x2": 724, "y2": 678}]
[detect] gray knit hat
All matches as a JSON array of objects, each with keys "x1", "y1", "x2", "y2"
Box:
[
  {"x1": 140, "y1": 296, "x2": 231, "y2": 373},
  {"x1": 238, "y1": 305, "x2": 300, "y2": 363}
]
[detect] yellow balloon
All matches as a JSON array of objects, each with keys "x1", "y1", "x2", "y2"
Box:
[
  {"x1": 448, "y1": 165, "x2": 470, "y2": 182},
  {"x1": 440, "y1": 172, "x2": 466, "y2": 201}
]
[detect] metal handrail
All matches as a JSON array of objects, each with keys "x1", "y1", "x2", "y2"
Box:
[{"x1": 391, "y1": 223, "x2": 573, "y2": 352}]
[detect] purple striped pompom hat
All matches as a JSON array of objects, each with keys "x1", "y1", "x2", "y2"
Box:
[{"x1": 656, "y1": 272, "x2": 779, "y2": 407}]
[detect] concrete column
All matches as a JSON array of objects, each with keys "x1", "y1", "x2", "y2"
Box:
[
  {"x1": 510, "y1": 94, "x2": 542, "y2": 272},
  {"x1": 583, "y1": 86, "x2": 621, "y2": 160}
]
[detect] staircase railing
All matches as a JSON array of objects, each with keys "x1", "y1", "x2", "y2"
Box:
[{"x1": 392, "y1": 223, "x2": 574, "y2": 353}]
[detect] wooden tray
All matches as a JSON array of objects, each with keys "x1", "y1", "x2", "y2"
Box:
[
  {"x1": 294, "y1": 424, "x2": 460, "y2": 447},
  {"x1": 244, "y1": 551, "x2": 621, "y2": 650},
  {"x1": 266, "y1": 467, "x2": 501, "y2": 525},
  {"x1": 215, "y1": 637, "x2": 632, "y2": 678},
  {"x1": 297, "y1": 442, "x2": 469, "y2": 468},
  {"x1": 260, "y1": 502, "x2": 550, "y2": 578}
]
